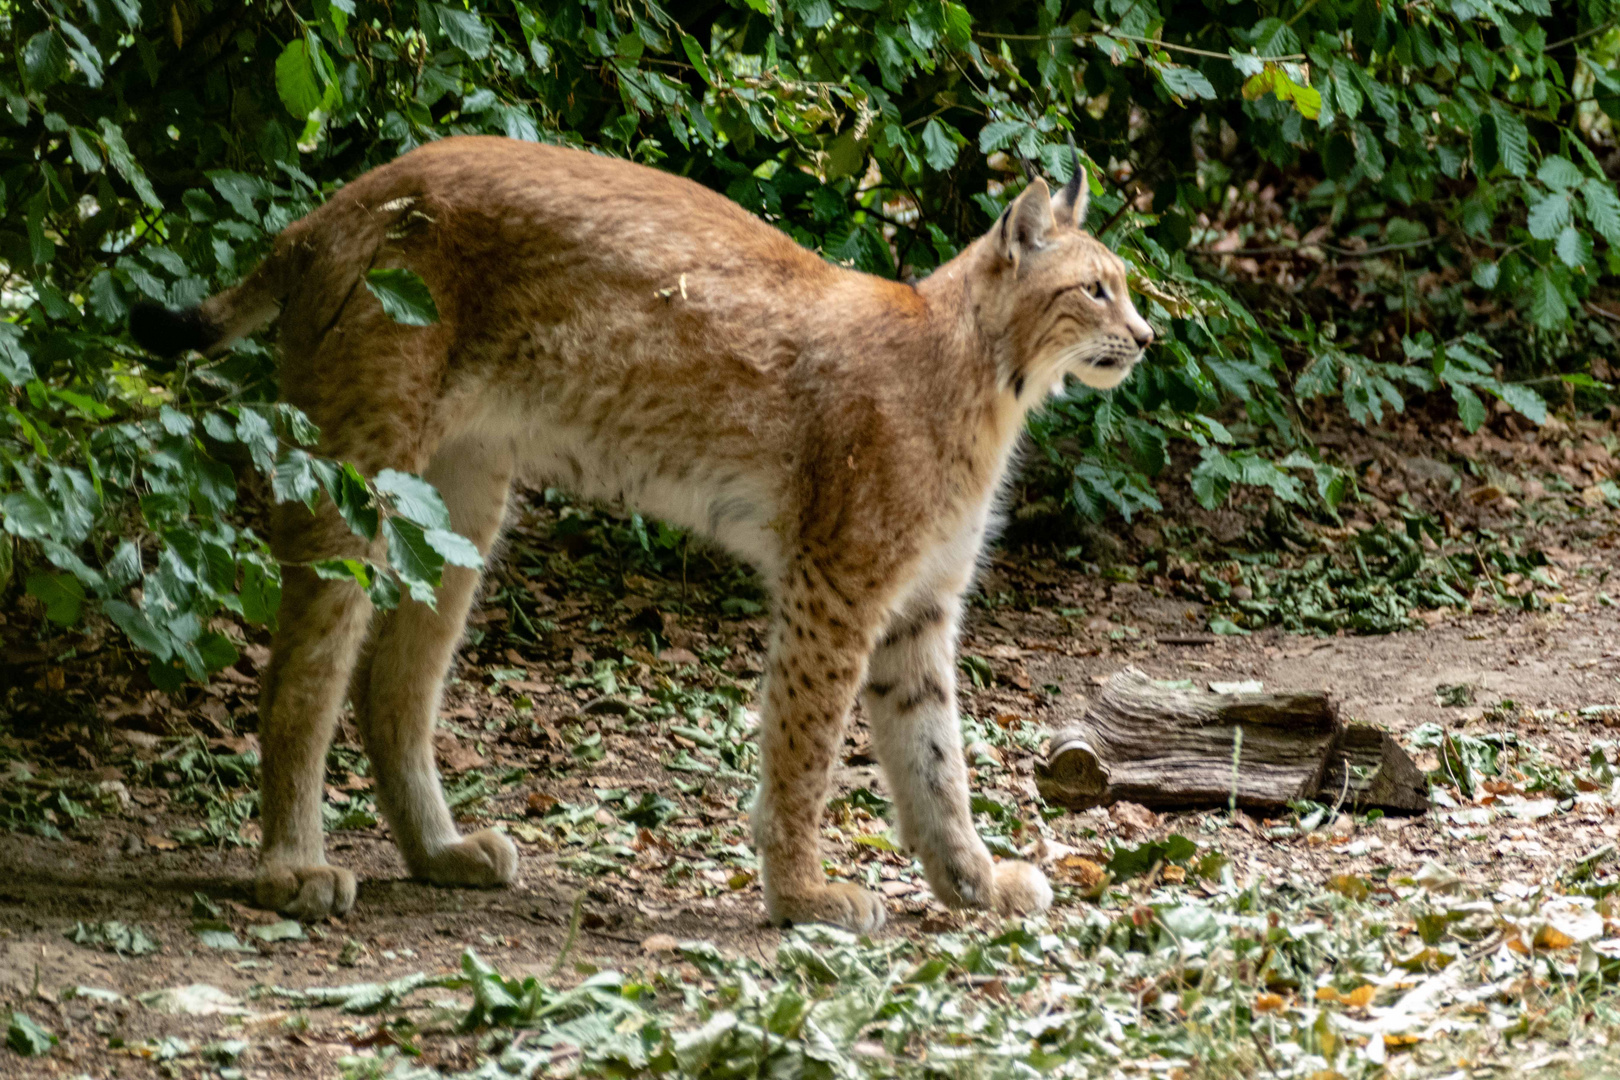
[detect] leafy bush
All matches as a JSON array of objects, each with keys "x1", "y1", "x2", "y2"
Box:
[{"x1": 1, "y1": 0, "x2": 1615, "y2": 674}]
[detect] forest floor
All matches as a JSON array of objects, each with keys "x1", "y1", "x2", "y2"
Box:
[{"x1": 1, "y1": 405, "x2": 1618, "y2": 1079}]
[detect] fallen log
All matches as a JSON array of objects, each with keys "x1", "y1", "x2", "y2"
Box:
[{"x1": 1036, "y1": 667, "x2": 1429, "y2": 816}]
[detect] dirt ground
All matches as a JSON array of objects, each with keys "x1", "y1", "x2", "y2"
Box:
[{"x1": 1, "y1": 415, "x2": 1617, "y2": 1078}]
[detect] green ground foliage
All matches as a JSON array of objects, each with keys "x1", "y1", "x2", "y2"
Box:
[{"x1": 1, "y1": 4, "x2": 1618, "y2": 650}]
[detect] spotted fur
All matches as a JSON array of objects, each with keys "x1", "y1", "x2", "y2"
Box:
[{"x1": 136, "y1": 137, "x2": 1152, "y2": 929}]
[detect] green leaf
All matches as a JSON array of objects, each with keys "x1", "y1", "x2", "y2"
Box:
[
  {"x1": 679, "y1": 33, "x2": 713, "y2": 85},
  {"x1": 1582, "y1": 178, "x2": 1620, "y2": 245},
  {"x1": 332, "y1": 465, "x2": 378, "y2": 541},
  {"x1": 275, "y1": 39, "x2": 324, "y2": 120},
  {"x1": 271, "y1": 450, "x2": 321, "y2": 510},
  {"x1": 1494, "y1": 383, "x2": 1547, "y2": 425},
  {"x1": 7, "y1": 1012, "x2": 55, "y2": 1056},
  {"x1": 1157, "y1": 64, "x2": 1217, "y2": 101},
  {"x1": 57, "y1": 22, "x2": 104, "y2": 89},
  {"x1": 1107, "y1": 834, "x2": 1198, "y2": 880},
  {"x1": 27, "y1": 570, "x2": 85, "y2": 625},
  {"x1": 1527, "y1": 269, "x2": 1567, "y2": 329},
  {"x1": 978, "y1": 119, "x2": 1027, "y2": 154},
  {"x1": 98, "y1": 119, "x2": 162, "y2": 209},
  {"x1": 920, "y1": 118, "x2": 961, "y2": 171},
  {"x1": 1526, "y1": 192, "x2": 1571, "y2": 240},
  {"x1": 1490, "y1": 103, "x2": 1530, "y2": 177},
  {"x1": 1, "y1": 493, "x2": 55, "y2": 539},
  {"x1": 68, "y1": 127, "x2": 103, "y2": 172},
  {"x1": 383, "y1": 517, "x2": 444, "y2": 605},
  {"x1": 103, "y1": 601, "x2": 173, "y2": 660},
  {"x1": 1537, "y1": 156, "x2": 1583, "y2": 190},
  {"x1": 437, "y1": 6, "x2": 493, "y2": 59},
  {"x1": 21, "y1": 32, "x2": 69, "y2": 92},
  {"x1": 365, "y1": 269, "x2": 440, "y2": 326},
  {"x1": 1555, "y1": 225, "x2": 1587, "y2": 268},
  {"x1": 425, "y1": 528, "x2": 483, "y2": 569},
  {"x1": 373, "y1": 469, "x2": 452, "y2": 529},
  {"x1": 0, "y1": 323, "x2": 35, "y2": 385},
  {"x1": 1450, "y1": 383, "x2": 1486, "y2": 432}
]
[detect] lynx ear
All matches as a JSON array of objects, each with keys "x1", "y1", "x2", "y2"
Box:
[
  {"x1": 997, "y1": 177, "x2": 1056, "y2": 267},
  {"x1": 1055, "y1": 138, "x2": 1089, "y2": 228}
]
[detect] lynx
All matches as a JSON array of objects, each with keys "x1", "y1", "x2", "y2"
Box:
[{"x1": 130, "y1": 136, "x2": 1152, "y2": 931}]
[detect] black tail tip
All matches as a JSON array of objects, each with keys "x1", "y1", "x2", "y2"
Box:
[{"x1": 129, "y1": 302, "x2": 218, "y2": 359}]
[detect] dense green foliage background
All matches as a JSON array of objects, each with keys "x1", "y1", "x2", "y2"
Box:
[{"x1": 1, "y1": 0, "x2": 1617, "y2": 681}]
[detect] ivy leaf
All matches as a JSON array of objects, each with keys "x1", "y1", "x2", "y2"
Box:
[
  {"x1": 275, "y1": 39, "x2": 324, "y2": 120},
  {"x1": 383, "y1": 517, "x2": 444, "y2": 605},
  {"x1": 365, "y1": 269, "x2": 440, "y2": 326},
  {"x1": 920, "y1": 118, "x2": 961, "y2": 171}
]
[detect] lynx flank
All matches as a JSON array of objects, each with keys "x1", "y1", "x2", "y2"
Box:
[{"x1": 130, "y1": 137, "x2": 1152, "y2": 932}]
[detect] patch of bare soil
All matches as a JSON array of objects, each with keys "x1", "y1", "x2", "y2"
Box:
[{"x1": 0, "y1": 408, "x2": 1615, "y2": 1077}]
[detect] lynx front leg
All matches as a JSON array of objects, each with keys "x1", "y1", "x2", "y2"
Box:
[
  {"x1": 752, "y1": 563, "x2": 888, "y2": 932},
  {"x1": 350, "y1": 436, "x2": 517, "y2": 890},
  {"x1": 864, "y1": 596, "x2": 1051, "y2": 917}
]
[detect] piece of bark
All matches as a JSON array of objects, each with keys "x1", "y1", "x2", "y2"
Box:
[
  {"x1": 1320, "y1": 722, "x2": 1430, "y2": 814},
  {"x1": 1036, "y1": 667, "x2": 1428, "y2": 816}
]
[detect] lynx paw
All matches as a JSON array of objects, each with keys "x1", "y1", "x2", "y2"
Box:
[
  {"x1": 993, "y1": 860, "x2": 1053, "y2": 916},
  {"x1": 255, "y1": 864, "x2": 357, "y2": 920},
  {"x1": 424, "y1": 828, "x2": 518, "y2": 888},
  {"x1": 768, "y1": 882, "x2": 887, "y2": 933}
]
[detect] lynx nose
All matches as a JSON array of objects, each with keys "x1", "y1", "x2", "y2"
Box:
[{"x1": 1133, "y1": 324, "x2": 1154, "y2": 349}]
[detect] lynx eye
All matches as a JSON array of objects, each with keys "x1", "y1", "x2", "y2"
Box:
[{"x1": 1087, "y1": 281, "x2": 1110, "y2": 301}]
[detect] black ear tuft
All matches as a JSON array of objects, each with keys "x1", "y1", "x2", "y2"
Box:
[{"x1": 129, "y1": 303, "x2": 219, "y2": 359}]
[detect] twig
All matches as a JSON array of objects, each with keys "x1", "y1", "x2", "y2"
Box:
[
  {"x1": 1190, "y1": 237, "x2": 1441, "y2": 259},
  {"x1": 974, "y1": 28, "x2": 1305, "y2": 62},
  {"x1": 546, "y1": 888, "x2": 587, "y2": 977},
  {"x1": 1547, "y1": 18, "x2": 1618, "y2": 50},
  {"x1": 1228, "y1": 726, "x2": 1244, "y2": 818},
  {"x1": 1250, "y1": 1025, "x2": 1282, "y2": 1078},
  {"x1": 1587, "y1": 301, "x2": 1620, "y2": 323}
]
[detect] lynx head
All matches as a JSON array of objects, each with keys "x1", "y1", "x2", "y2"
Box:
[{"x1": 969, "y1": 154, "x2": 1153, "y2": 398}]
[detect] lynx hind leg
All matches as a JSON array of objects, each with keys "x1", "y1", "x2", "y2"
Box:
[
  {"x1": 864, "y1": 596, "x2": 1051, "y2": 918},
  {"x1": 255, "y1": 502, "x2": 376, "y2": 920},
  {"x1": 752, "y1": 562, "x2": 888, "y2": 933},
  {"x1": 351, "y1": 435, "x2": 518, "y2": 889}
]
